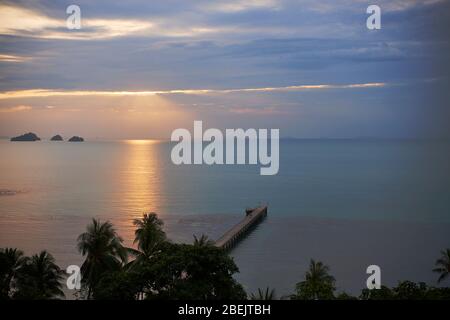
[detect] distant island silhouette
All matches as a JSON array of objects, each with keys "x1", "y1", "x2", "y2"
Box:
[
  {"x1": 50, "y1": 134, "x2": 63, "y2": 141},
  {"x1": 10, "y1": 132, "x2": 41, "y2": 141},
  {"x1": 9, "y1": 133, "x2": 85, "y2": 142},
  {"x1": 68, "y1": 136, "x2": 84, "y2": 142}
]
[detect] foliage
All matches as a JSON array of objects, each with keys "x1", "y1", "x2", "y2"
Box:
[
  {"x1": 193, "y1": 234, "x2": 215, "y2": 247},
  {"x1": 292, "y1": 259, "x2": 336, "y2": 300},
  {"x1": 335, "y1": 292, "x2": 358, "y2": 300},
  {"x1": 0, "y1": 248, "x2": 26, "y2": 299},
  {"x1": 126, "y1": 213, "x2": 167, "y2": 272},
  {"x1": 3, "y1": 222, "x2": 450, "y2": 301},
  {"x1": 433, "y1": 249, "x2": 450, "y2": 283},
  {"x1": 93, "y1": 242, "x2": 246, "y2": 300},
  {"x1": 77, "y1": 219, "x2": 127, "y2": 298},
  {"x1": 158, "y1": 243, "x2": 243, "y2": 299},
  {"x1": 133, "y1": 213, "x2": 166, "y2": 256},
  {"x1": 93, "y1": 269, "x2": 142, "y2": 300},
  {"x1": 360, "y1": 285, "x2": 394, "y2": 300},
  {"x1": 360, "y1": 281, "x2": 450, "y2": 300},
  {"x1": 250, "y1": 287, "x2": 276, "y2": 300},
  {"x1": 12, "y1": 251, "x2": 64, "y2": 299}
]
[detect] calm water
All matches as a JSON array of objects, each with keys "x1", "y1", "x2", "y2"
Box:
[{"x1": 1, "y1": 139, "x2": 450, "y2": 297}]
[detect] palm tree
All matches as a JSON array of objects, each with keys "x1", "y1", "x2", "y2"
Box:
[
  {"x1": 294, "y1": 259, "x2": 336, "y2": 300},
  {"x1": 433, "y1": 248, "x2": 450, "y2": 283},
  {"x1": 77, "y1": 219, "x2": 127, "y2": 298},
  {"x1": 14, "y1": 251, "x2": 64, "y2": 299},
  {"x1": 0, "y1": 248, "x2": 26, "y2": 298},
  {"x1": 128, "y1": 213, "x2": 166, "y2": 267},
  {"x1": 133, "y1": 213, "x2": 166, "y2": 252},
  {"x1": 250, "y1": 287, "x2": 276, "y2": 300},
  {"x1": 124, "y1": 213, "x2": 167, "y2": 299},
  {"x1": 193, "y1": 234, "x2": 214, "y2": 247}
]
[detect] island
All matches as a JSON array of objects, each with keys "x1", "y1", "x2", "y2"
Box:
[
  {"x1": 50, "y1": 134, "x2": 63, "y2": 141},
  {"x1": 10, "y1": 132, "x2": 41, "y2": 141},
  {"x1": 68, "y1": 136, "x2": 84, "y2": 142}
]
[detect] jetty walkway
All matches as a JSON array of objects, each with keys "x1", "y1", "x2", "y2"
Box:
[{"x1": 214, "y1": 206, "x2": 267, "y2": 250}]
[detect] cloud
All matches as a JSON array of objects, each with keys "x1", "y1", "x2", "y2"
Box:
[
  {"x1": 228, "y1": 106, "x2": 286, "y2": 115},
  {"x1": 0, "y1": 54, "x2": 31, "y2": 63},
  {"x1": 290, "y1": 0, "x2": 446, "y2": 13},
  {"x1": 0, "y1": 105, "x2": 32, "y2": 113},
  {"x1": 1, "y1": 0, "x2": 445, "y2": 42},
  {"x1": 0, "y1": 4, "x2": 155, "y2": 40},
  {"x1": 0, "y1": 0, "x2": 447, "y2": 139},
  {"x1": 205, "y1": 0, "x2": 280, "y2": 13},
  {"x1": 0, "y1": 82, "x2": 386, "y2": 100},
  {"x1": 0, "y1": 3, "x2": 248, "y2": 41},
  {"x1": 378, "y1": 0, "x2": 445, "y2": 12}
]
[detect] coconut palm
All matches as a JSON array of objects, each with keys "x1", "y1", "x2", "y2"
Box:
[
  {"x1": 250, "y1": 287, "x2": 276, "y2": 300},
  {"x1": 433, "y1": 248, "x2": 450, "y2": 283},
  {"x1": 77, "y1": 219, "x2": 127, "y2": 298},
  {"x1": 133, "y1": 213, "x2": 166, "y2": 252},
  {"x1": 193, "y1": 234, "x2": 214, "y2": 247},
  {"x1": 294, "y1": 259, "x2": 336, "y2": 300},
  {"x1": 127, "y1": 213, "x2": 166, "y2": 267},
  {"x1": 0, "y1": 248, "x2": 26, "y2": 298},
  {"x1": 14, "y1": 251, "x2": 64, "y2": 299},
  {"x1": 122, "y1": 213, "x2": 167, "y2": 299}
]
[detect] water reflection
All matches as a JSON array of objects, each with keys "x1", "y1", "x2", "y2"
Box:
[{"x1": 113, "y1": 140, "x2": 166, "y2": 245}]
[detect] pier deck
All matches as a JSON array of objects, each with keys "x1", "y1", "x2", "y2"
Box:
[{"x1": 214, "y1": 206, "x2": 267, "y2": 250}]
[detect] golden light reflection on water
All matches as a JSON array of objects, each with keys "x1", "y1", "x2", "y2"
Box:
[
  {"x1": 0, "y1": 139, "x2": 169, "y2": 264},
  {"x1": 113, "y1": 139, "x2": 166, "y2": 245},
  {"x1": 121, "y1": 140, "x2": 165, "y2": 218}
]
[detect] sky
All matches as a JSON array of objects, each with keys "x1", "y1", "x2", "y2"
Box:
[{"x1": 0, "y1": 0, "x2": 449, "y2": 139}]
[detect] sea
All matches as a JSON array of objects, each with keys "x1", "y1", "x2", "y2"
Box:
[{"x1": 1, "y1": 139, "x2": 449, "y2": 298}]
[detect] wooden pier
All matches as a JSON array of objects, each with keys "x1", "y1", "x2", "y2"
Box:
[{"x1": 214, "y1": 206, "x2": 267, "y2": 250}]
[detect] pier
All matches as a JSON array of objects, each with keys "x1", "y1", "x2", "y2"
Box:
[{"x1": 214, "y1": 206, "x2": 267, "y2": 250}]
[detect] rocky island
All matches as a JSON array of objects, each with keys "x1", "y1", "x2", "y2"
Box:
[
  {"x1": 50, "y1": 134, "x2": 63, "y2": 141},
  {"x1": 10, "y1": 132, "x2": 41, "y2": 141},
  {"x1": 68, "y1": 136, "x2": 84, "y2": 142}
]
